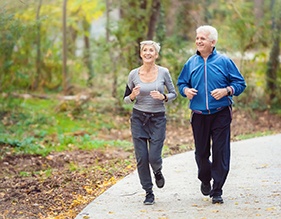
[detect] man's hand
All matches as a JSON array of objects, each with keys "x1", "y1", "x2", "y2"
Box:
[
  {"x1": 184, "y1": 88, "x2": 198, "y2": 100},
  {"x1": 211, "y1": 88, "x2": 228, "y2": 100}
]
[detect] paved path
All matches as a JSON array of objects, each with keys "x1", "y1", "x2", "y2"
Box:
[{"x1": 75, "y1": 134, "x2": 281, "y2": 219}]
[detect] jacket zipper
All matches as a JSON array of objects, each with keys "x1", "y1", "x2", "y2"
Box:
[{"x1": 204, "y1": 59, "x2": 209, "y2": 113}]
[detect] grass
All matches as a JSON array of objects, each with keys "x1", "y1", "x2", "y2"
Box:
[
  {"x1": 0, "y1": 95, "x2": 133, "y2": 157},
  {"x1": 19, "y1": 168, "x2": 53, "y2": 178},
  {"x1": 232, "y1": 130, "x2": 277, "y2": 141},
  {"x1": 1, "y1": 94, "x2": 280, "y2": 158}
]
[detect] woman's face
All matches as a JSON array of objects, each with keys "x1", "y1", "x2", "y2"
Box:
[
  {"x1": 140, "y1": 44, "x2": 158, "y2": 63},
  {"x1": 195, "y1": 31, "x2": 215, "y2": 56}
]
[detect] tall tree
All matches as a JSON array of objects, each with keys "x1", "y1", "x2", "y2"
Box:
[
  {"x1": 266, "y1": 0, "x2": 281, "y2": 103},
  {"x1": 117, "y1": 0, "x2": 147, "y2": 69},
  {"x1": 32, "y1": 0, "x2": 43, "y2": 90},
  {"x1": 67, "y1": 0, "x2": 104, "y2": 86},
  {"x1": 0, "y1": 3, "x2": 24, "y2": 91},
  {"x1": 83, "y1": 18, "x2": 94, "y2": 87},
  {"x1": 165, "y1": 0, "x2": 195, "y2": 40},
  {"x1": 62, "y1": 0, "x2": 68, "y2": 94},
  {"x1": 146, "y1": 0, "x2": 161, "y2": 40},
  {"x1": 105, "y1": 0, "x2": 118, "y2": 97}
]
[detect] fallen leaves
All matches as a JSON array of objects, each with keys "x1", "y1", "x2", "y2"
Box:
[
  {"x1": 1, "y1": 109, "x2": 281, "y2": 218},
  {"x1": 0, "y1": 149, "x2": 135, "y2": 219},
  {"x1": 266, "y1": 207, "x2": 277, "y2": 212}
]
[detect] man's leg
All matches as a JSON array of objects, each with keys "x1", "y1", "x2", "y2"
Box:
[
  {"x1": 191, "y1": 113, "x2": 212, "y2": 186},
  {"x1": 210, "y1": 107, "x2": 232, "y2": 200}
]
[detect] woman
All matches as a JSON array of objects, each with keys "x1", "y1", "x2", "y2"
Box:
[{"x1": 123, "y1": 40, "x2": 177, "y2": 205}]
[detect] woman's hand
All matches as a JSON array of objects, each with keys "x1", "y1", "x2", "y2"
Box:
[
  {"x1": 129, "y1": 85, "x2": 141, "y2": 101},
  {"x1": 150, "y1": 90, "x2": 165, "y2": 100}
]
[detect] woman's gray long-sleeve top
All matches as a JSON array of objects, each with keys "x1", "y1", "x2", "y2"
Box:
[{"x1": 124, "y1": 65, "x2": 177, "y2": 113}]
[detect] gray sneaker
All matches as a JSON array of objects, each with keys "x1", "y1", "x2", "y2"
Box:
[{"x1": 154, "y1": 170, "x2": 165, "y2": 188}]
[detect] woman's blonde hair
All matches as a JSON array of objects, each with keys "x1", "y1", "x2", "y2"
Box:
[{"x1": 140, "y1": 40, "x2": 161, "y2": 53}]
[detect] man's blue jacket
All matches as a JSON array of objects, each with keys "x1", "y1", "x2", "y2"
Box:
[{"x1": 177, "y1": 48, "x2": 246, "y2": 114}]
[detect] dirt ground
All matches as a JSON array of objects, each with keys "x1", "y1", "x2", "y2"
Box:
[{"x1": 1, "y1": 109, "x2": 281, "y2": 219}]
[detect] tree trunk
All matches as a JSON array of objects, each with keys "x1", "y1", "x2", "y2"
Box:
[
  {"x1": 62, "y1": 0, "x2": 68, "y2": 94},
  {"x1": 137, "y1": 0, "x2": 147, "y2": 64},
  {"x1": 266, "y1": 0, "x2": 281, "y2": 102},
  {"x1": 105, "y1": 0, "x2": 117, "y2": 98},
  {"x1": 119, "y1": 0, "x2": 148, "y2": 68},
  {"x1": 32, "y1": 0, "x2": 43, "y2": 90},
  {"x1": 146, "y1": 0, "x2": 161, "y2": 40},
  {"x1": 106, "y1": 0, "x2": 111, "y2": 42},
  {"x1": 82, "y1": 19, "x2": 94, "y2": 87}
]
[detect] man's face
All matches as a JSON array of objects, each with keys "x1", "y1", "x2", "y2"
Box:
[{"x1": 195, "y1": 32, "x2": 215, "y2": 55}]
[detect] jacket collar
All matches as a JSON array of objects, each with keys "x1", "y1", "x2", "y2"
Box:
[{"x1": 196, "y1": 47, "x2": 217, "y2": 57}]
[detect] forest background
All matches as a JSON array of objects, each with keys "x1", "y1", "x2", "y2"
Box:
[{"x1": 0, "y1": 0, "x2": 281, "y2": 218}]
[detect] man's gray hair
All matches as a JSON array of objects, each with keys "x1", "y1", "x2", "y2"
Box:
[
  {"x1": 196, "y1": 25, "x2": 218, "y2": 42},
  {"x1": 140, "y1": 40, "x2": 161, "y2": 53}
]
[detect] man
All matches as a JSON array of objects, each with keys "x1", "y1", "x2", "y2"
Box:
[{"x1": 177, "y1": 25, "x2": 246, "y2": 204}]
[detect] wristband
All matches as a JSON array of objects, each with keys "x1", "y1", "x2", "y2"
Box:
[
  {"x1": 163, "y1": 94, "x2": 168, "y2": 102},
  {"x1": 226, "y1": 87, "x2": 231, "y2": 96}
]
